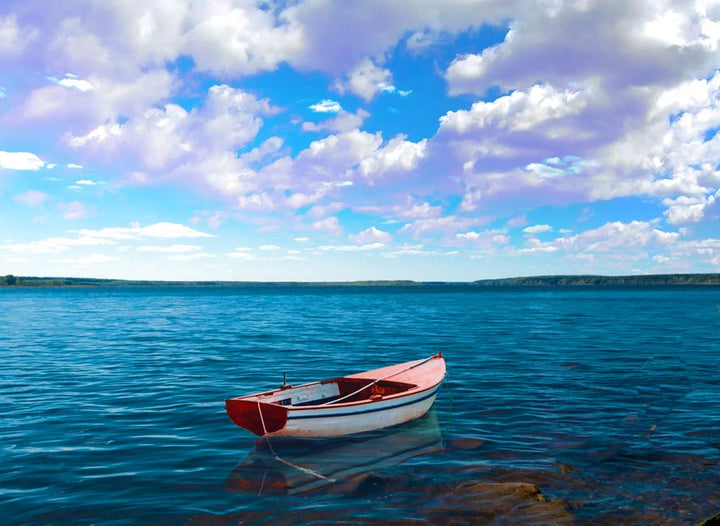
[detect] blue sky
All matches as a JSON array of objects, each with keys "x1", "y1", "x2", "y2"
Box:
[{"x1": 1, "y1": 0, "x2": 720, "y2": 281}]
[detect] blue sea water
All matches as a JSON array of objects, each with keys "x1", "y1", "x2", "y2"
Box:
[{"x1": 1, "y1": 285, "x2": 719, "y2": 524}]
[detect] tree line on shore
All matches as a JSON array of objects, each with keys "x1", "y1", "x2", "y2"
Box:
[{"x1": 2, "y1": 273, "x2": 720, "y2": 287}]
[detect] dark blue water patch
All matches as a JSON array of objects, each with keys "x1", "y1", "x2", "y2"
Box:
[{"x1": 1, "y1": 286, "x2": 719, "y2": 524}]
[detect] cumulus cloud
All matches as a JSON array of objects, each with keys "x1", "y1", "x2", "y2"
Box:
[
  {"x1": 0, "y1": 151, "x2": 45, "y2": 170},
  {"x1": 68, "y1": 84, "x2": 277, "y2": 192},
  {"x1": 445, "y1": 1, "x2": 720, "y2": 94},
  {"x1": 434, "y1": 1, "x2": 720, "y2": 229},
  {"x1": 401, "y1": 215, "x2": 488, "y2": 238},
  {"x1": 182, "y1": 1, "x2": 302, "y2": 76},
  {"x1": 456, "y1": 230, "x2": 510, "y2": 248},
  {"x1": 355, "y1": 134, "x2": 427, "y2": 181},
  {"x1": 253, "y1": 130, "x2": 426, "y2": 211},
  {"x1": 523, "y1": 224, "x2": 553, "y2": 234},
  {"x1": 311, "y1": 216, "x2": 341, "y2": 235},
  {"x1": 332, "y1": 59, "x2": 395, "y2": 101},
  {"x1": 663, "y1": 192, "x2": 718, "y2": 225},
  {"x1": 440, "y1": 84, "x2": 589, "y2": 134},
  {"x1": 555, "y1": 220, "x2": 679, "y2": 253},
  {"x1": 349, "y1": 226, "x2": 392, "y2": 244},
  {"x1": 309, "y1": 99, "x2": 342, "y2": 113},
  {"x1": 302, "y1": 109, "x2": 370, "y2": 133}
]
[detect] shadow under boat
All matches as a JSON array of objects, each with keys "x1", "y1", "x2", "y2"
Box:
[{"x1": 226, "y1": 408, "x2": 444, "y2": 495}]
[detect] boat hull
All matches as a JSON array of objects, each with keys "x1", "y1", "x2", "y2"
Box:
[{"x1": 279, "y1": 383, "x2": 442, "y2": 438}]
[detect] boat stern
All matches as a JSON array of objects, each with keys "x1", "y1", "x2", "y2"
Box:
[{"x1": 225, "y1": 398, "x2": 288, "y2": 436}]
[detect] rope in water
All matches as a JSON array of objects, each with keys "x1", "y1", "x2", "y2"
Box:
[
  {"x1": 443, "y1": 370, "x2": 453, "y2": 439},
  {"x1": 320, "y1": 353, "x2": 438, "y2": 406},
  {"x1": 256, "y1": 400, "x2": 335, "y2": 483}
]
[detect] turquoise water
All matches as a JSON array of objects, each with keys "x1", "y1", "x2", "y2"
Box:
[{"x1": 2, "y1": 286, "x2": 719, "y2": 524}]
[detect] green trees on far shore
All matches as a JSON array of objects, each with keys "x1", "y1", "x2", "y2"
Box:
[{"x1": 1, "y1": 275, "x2": 63, "y2": 287}]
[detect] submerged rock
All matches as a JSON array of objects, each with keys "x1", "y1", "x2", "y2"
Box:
[{"x1": 425, "y1": 480, "x2": 574, "y2": 525}]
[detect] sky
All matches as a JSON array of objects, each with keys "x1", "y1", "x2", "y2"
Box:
[{"x1": 1, "y1": 0, "x2": 720, "y2": 281}]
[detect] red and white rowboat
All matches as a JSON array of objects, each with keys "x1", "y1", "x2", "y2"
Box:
[{"x1": 225, "y1": 352, "x2": 446, "y2": 438}]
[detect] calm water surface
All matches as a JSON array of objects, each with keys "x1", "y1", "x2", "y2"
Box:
[{"x1": 2, "y1": 286, "x2": 719, "y2": 524}]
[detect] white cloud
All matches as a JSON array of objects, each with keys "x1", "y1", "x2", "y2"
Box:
[
  {"x1": 53, "y1": 74, "x2": 94, "y2": 92},
  {"x1": 332, "y1": 58, "x2": 395, "y2": 102},
  {"x1": 311, "y1": 216, "x2": 341, "y2": 235},
  {"x1": 455, "y1": 230, "x2": 510, "y2": 248},
  {"x1": 349, "y1": 226, "x2": 392, "y2": 245},
  {"x1": 356, "y1": 198, "x2": 443, "y2": 222},
  {"x1": 302, "y1": 109, "x2": 369, "y2": 133},
  {"x1": 555, "y1": 220, "x2": 679, "y2": 254},
  {"x1": 309, "y1": 99, "x2": 342, "y2": 113},
  {"x1": 181, "y1": 1, "x2": 302, "y2": 76},
  {"x1": 663, "y1": 192, "x2": 717, "y2": 224},
  {"x1": 0, "y1": 151, "x2": 45, "y2": 170},
  {"x1": 0, "y1": 236, "x2": 116, "y2": 255},
  {"x1": 523, "y1": 224, "x2": 553, "y2": 234},
  {"x1": 439, "y1": 84, "x2": 589, "y2": 134},
  {"x1": 401, "y1": 215, "x2": 482, "y2": 238},
  {"x1": 20, "y1": 69, "x2": 175, "y2": 128},
  {"x1": 67, "y1": 163, "x2": 84, "y2": 169},
  {"x1": 259, "y1": 244, "x2": 280, "y2": 251},
  {"x1": 318, "y1": 242, "x2": 386, "y2": 252},
  {"x1": 78, "y1": 222, "x2": 214, "y2": 240},
  {"x1": 356, "y1": 135, "x2": 427, "y2": 181},
  {"x1": 68, "y1": 85, "x2": 277, "y2": 194}
]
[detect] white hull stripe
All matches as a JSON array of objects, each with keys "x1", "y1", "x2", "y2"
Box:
[{"x1": 286, "y1": 384, "x2": 442, "y2": 420}]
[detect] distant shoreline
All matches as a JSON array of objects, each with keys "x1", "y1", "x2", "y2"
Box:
[{"x1": 2, "y1": 273, "x2": 720, "y2": 287}]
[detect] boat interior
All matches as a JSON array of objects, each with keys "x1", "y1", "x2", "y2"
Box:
[{"x1": 252, "y1": 378, "x2": 418, "y2": 407}]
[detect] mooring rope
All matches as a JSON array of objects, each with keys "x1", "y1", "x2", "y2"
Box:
[
  {"x1": 320, "y1": 353, "x2": 438, "y2": 406},
  {"x1": 443, "y1": 370, "x2": 453, "y2": 439},
  {"x1": 256, "y1": 400, "x2": 335, "y2": 483}
]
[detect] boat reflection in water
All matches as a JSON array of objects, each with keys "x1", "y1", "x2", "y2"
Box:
[{"x1": 226, "y1": 409, "x2": 443, "y2": 495}]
